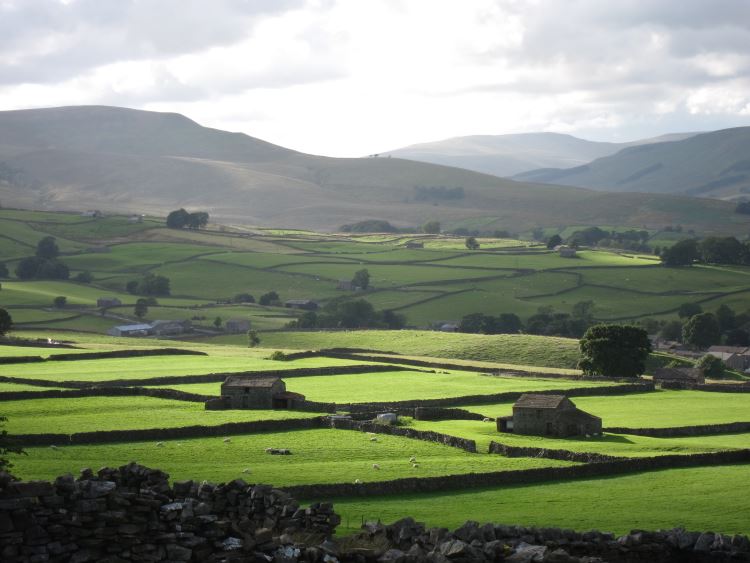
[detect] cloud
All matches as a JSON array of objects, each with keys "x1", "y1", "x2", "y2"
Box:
[{"x1": 1, "y1": 0, "x2": 750, "y2": 156}]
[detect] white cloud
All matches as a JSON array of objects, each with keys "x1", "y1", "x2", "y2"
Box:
[{"x1": 1, "y1": 0, "x2": 750, "y2": 155}]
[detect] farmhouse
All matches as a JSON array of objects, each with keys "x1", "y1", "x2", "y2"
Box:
[
  {"x1": 106, "y1": 323, "x2": 153, "y2": 337},
  {"x1": 285, "y1": 299, "x2": 319, "y2": 310},
  {"x1": 218, "y1": 376, "x2": 305, "y2": 409},
  {"x1": 707, "y1": 346, "x2": 750, "y2": 371},
  {"x1": 225, "y1": 318, "x2": 251, "y2": 333},
  {"x1": 97, "y1": 297, "x2": 122, "y2": 308},
  {"x1": 653, "y1": 367, "x2": 705, "y2": 385},
  {"x1": 497, "y1": 394, "x2": 602, "y2": 437},
  {"x1": 337, "y1": 280, "x2": 355, "y2": 291}
]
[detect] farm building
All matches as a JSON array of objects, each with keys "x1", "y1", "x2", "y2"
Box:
[
  {"x1": 337, "y1": 280, "x2": 356, "y2": 291},
  {"x1": 106, "y1": 323, "x2": 153, "y2": 337},
  {"x1": 150, "y1": 319, "x2": 191, "y2": 336},
  {"x1": 81, "y1": 209, "x2": 103, "y2": 218},
  {"x1": 653, "y1": 367, "x2": 705, "y2": 385},
  {"x1": 405, "y1": 241, "x2": 424, "y2": 249},
  {"x1": 97, "y1": 297, "x2": 122, "y2": 308},
  {"x1": 128, "y1": 214, "x2": 144, "y2": 223},
  {"x1": 438, "y1": 322, "x2": 459, "y2": 332},
  {"x1": 218, "y1": 376, "x2": 305, "y2": 409},
  {"x1": 557, "y1": 246, "x2": 577, "y2": 258},
  {"x1": 225, "y1": 318, "x2": 251, "y2": 333},
  {"x1": 285, "y1": 299, "x2": 319, "y2": 310},
  {"x1": 707, "y1": 346, "x2": 750, "y2": 371},
  {"x1": 497, "y1": 394, "x2": 602, "y2": 437}
]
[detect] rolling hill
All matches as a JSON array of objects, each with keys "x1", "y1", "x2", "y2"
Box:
[
  {"x1": 0, "y1": 105, "x2": 745, "y2": 234},
  {"x1": 514, "y1": 128, "x2": 750, "y2": 199},
  {"x1": 382, "y1": 132, "x2": 697, "y2": 178}
]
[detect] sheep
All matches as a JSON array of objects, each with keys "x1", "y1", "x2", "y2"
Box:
[
  {"x1": 223, "y1": 437, "x2": 231, "y2": 443},
  {"x1": 354, "y1": 479, "x2": 362, "y2": 484},
  {"x1": 412, "y1": 463, "x2": 420, "y2": 469},
  {"x1": 409, "y1": 456, "x2": 416, "y2": 463},
  {"x1": 482, "y1": 418, "x2": 492, "y2": 423},
  {"x1": 366, "y1": 432, "x2": 376, "y2": 436},
  {"x1": 49, "y1": 445, "x2": 58, "y2": 450},
  {"x1": 242, "y1": 468, "x2": 251, "y2": 474},
  {"x1": 156, "y1": 442, "x2": 164, "y2": 448},
  {"x1": 370, "y1": 437, "x2": 378, "y2": 442},
  {"x1": 372, "y1": 463, "x2": 380, "y2": 470}
]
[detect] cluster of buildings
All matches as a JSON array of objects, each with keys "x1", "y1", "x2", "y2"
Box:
[
  {"x1": 706, "y1": 345, "x2": 750, "y2": 372},
  {"x1": 107, "y1": 319, "x2": 192, "y2": 337}
]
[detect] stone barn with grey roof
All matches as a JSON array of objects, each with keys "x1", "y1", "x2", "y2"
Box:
[
  {"x1": 219, "y1": 376, "x2": 305, "y2": 409},
  {"x1": 497, "y1": 394, "x2": 602, "y2": 437}
]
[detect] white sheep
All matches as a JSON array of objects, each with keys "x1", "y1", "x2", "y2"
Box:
[
  {"x1": 366, "y1": 432, "x2": 376, "y2": 436},
  {"x1": 242, "y1": 468, "x2": 251, "y2": 474},
  {"x1": 482, "y1": 418, "x2": 492, "y2": 423},
  {"x1": 372, "y1": 463, "x2": 380, "y2": 470},
  {"x1": 156, "y1": 442, "x2": 164, "y2": 447},
  {"x1": 370, "y1": 437, "x2": 378, "y2": 442},
  {"x1": 49, "y1": 445, "x2": 58, "y2": 450},
  {"x1": 412, "y1": 463, "x2": 420, "y2": 469},
  {"x1": 223, "y1": 437, "x2": 231, "y2": 443},
  {"x1": 409, "y1": 456, "x2": 416, "y2": 463},
  {"x1": 354, "y1": 479, "x2": 362, "y2": 484}
]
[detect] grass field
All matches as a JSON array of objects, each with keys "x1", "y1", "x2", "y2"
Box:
[
  {"x1": 11, "y1": 429, "x2": 572, "y2": 484},
  {"x1": 332, "y1": 464, "x2": 750, "y2": 535}
]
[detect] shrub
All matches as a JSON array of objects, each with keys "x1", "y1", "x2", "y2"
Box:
[
  {"x1": 268, "y1": 351, "x2": 290, "y2": 361},
  {"x1": 53, "y1": 296, "x2": 67, "y2": 308},
  {"x1": 697, "y1": 354, "x2": 726, "y2": 379}
]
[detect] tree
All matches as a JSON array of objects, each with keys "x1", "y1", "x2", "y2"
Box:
[
  {"x1": 380, "y1": 309, "x2": 406, "y2": 329},
  {"x1": 0, "y1": 416, "x2": 25, "y2": 477},
  {"x1": 697, "y1": 354, "x2": 726, "y2": 378},
  {"x1": 134, "y1": 299, "x2": 149, "y2": 319},
  {"x1": 352, "y1": 268, "x2": 370, "y2": 290},
  {"x1": 699, "y1": 237, "x2": 744, "y2": 265},
  {"x1": 578, "y1": 324, "x2": 652, "y2": 378},
  {"x1": 682, "y1": 312, "x2": 721, "y2": 349},
  {"x1": 213, "y1": 316, "x2": 223, "y2": 329},
  {"x1": 36, "y1": 236, "x2": 59, "y2": 259},
  {"x1": 53, "y1": 296, "x2": 66, "y2": 308},
  {"x1": 187, "y1": 211, "x2": 209, "y2": 229},
  {"x1": 73, "y1": 271, "x2": 93, "y2": 283},
  {"x1": 247, "y1": 330, "x2": 261, "y2": 347},
  {"x1": 259, "y1": 291, "x2": 280, "y2": 306},
  {"x1": 166, "y1": 208, "x2": 191, "y2": 229},
  {"x1": 15, "y1": 257, "x2": 42, "y2": 280},
  {"x1": 0, "y1": 262, "x2": 7, "y2": 278},
  {"x1": 678, "y1": 302, "x2": 702, "y2": 319},
  {"x1": 233, "y1": 293, "x2": 255, "y2": 304},
  {"x1": 126, "y1": 280, "x2": 139, "y2": 294},
  {"x1": 422, "y1": 221, "x2": 441, "y2": 234},
  {"x1": 715, "y1": 304, "x2": 736, "y2": 332},
  {"x1": 546, "y1": 234, "x2": 562, "y2": 249},
  {"x1": 658, "y1": 320, "x2": 683, "y2": 342},
  {"x1": 0, "y1": 308, "x2": 12, "y2": 336},
  {"x1": 14, "y1": 257, "x2": 68, "y2": 280},
  {"x1": 661, "y1": 239, "x2": 699, "y2": 266},
  {"x1": 465, "y1": 236, "x2": 480, "y2": 250},
  {"x1": 725, "y1": 328, "x2": 750, "y2": 347},
  {"x1": 128, "y1": 273, "x2": 171, "y2": 296}
]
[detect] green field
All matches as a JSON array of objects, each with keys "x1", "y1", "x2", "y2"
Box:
[
  {"x1": 12, "y1": 429, "x2": 571, "y2": 484},
  {"x1": 332, "y1": 464, "x2": 750, "y2": 535}
]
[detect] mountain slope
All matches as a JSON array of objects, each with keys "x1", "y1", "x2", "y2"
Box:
[
  {"x1": 514, "y1": 128, "x2": 750, "y2": 198},
  {"x1": 0, "y1": 106, "x2": 745, "y2": 235},
  {"x1": 381, "y1": 132, "x2": 698, "y2": 178}
]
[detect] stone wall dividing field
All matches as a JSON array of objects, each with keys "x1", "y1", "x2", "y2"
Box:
[
  {"x1": 605, "y1": 421, "x2": 750, "y2": 437},
  {"x1": 0, "y1": 386, "x2": 214, "y2": 403},
  {"x1": 284, "y1": 449, "x2": 750, "y2": 499},
  {"x1": 343, "y1": 382, "x2": 655, "y2": 411},
  {"x1": 327, "y1": 417, "x2": 478, "y2": 452},
  {"x1": 488, "y1": 440, "x2": 625, "y2": 463},
  {"x1": 0, "y1": 356, "x2": 45, "y2": 365},
  {"x1": 0, "y1": 462, "x2": 339, "y2": 562},
  {"x1": 44, "y1": 348, "x2": 209, "y2": 362}
]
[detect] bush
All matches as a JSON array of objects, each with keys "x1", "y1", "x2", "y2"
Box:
[
  {"x1": 233, "y1": 293, "x2": 255, "y2": 304},
  {"x1": 126, "y1": 273, "x2": 171, "y2": 296},
  {"x1": 0, "y1": 262, "x2": 8, "y2": 278},
  {"x1": 697, "y1": 354, "x2": 726, "y2": 379},
  {"x1": 73, "y1": 271, "x2": 94, "y2": 283},
  {"x1": 53, "y1": 296, "x2": 67, "y2": 308},
  {"x1": 0, "y1": 308, "x2": 12, "y2": 336},
  {"x1": 15, "y1": 257, "x2": 69, "y2": 280},
  {"x1": 259, "y1": 291, "x2": 280, "y2": 306},
  {"x1": 268, "y1": 351, "x2": 290, "y2": 361}
]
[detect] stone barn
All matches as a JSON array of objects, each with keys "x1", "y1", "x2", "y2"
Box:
[
  {"x1": 219, "y1": 376, "x2": 305, "y2": 409},
  {"x1": 497, "y1": 394, "x2": 602, "y2": 437},
  {"x1": 653, "y1": 367, "x2": 705, "y2": 386}
]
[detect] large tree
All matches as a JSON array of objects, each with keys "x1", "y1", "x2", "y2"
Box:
[
  {"x1": 661, "y1": 239, "x2": 699, "y2": 266},
  {"x1": 682, "y1": 312, "x2": 721, "y2": 349},
  {"x1": 0, "y1": 416, "x2": 24, "y2": 478},
  {"x1": 578, "y1": 324, "x2": 652, "y2": 378},
  {"x1": 0, "y1": 308, "x2": 12, "y2": 336},
  {"x1": 352, "y1": 268, "x2": 370, "y2": 290},
  {"x1": 36, "y1": 236, "x2": 60, "y2": 259}
]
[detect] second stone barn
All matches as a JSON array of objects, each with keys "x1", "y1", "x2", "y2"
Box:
[
  {"x1": 217, "y1": 376, "x2": 305, "y2": 409},
  {"x1": 497, "y1": 394, "x2": 602, "y2": 437}
]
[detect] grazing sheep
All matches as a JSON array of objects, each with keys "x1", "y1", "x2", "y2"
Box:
[
  {"x1": 49, "y1": 445, "x2": 58, "y2": 450},
  {"x1": 354, "y1": 479, "x2": 362, "y2": 484},
  {"x1": 366, "y1": 432, "x2": 376, "y2": 436},
  {"x1": 156, "y1": 442, "x2": 164, "y2": 447},
  {"x1": 223, "y1": 437, "x2": 231, "y2": 443},
  {"x1": 412, "y1": 463, "x2": 419, "y2": 468},
  {"x1": 409, "y1": 456, "x2": 416, "y2": 463},
  {"x1": 372, "y1": 463, "x2": 380, "y2": 470},
  {"x1": 242, "y1": 468, "x2": 251, "y2": 474},
  {"x1": 370, "y1": 436, "x2": 378, "y2": 442},
  {"x1": 482, "y1": 418, "x2": 492, "y2": 423}
]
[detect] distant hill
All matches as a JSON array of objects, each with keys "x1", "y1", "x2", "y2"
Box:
[
  {"x1": 514, "y1": 128, "x2": 750, "y2": 198},
  {"x1": 0, "y1": 106, "x2": 745, "y2": 235},
  {"x1": 382, "y1": 132, "x2": 698, "y2": 178}
]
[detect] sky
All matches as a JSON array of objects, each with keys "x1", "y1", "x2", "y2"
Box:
[{"x1": 2, "y1": 0, "x2": 750, "y2": 157}]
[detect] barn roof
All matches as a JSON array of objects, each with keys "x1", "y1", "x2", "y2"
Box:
[
  {"x1": 653, "y1": 368, "x2": 703, "y2": 381},
  {"x1": 223, "y1": 376, "x2": 282, "y2": 388},
  {"x1": 514, "y1": 394, "x2": 568, "y2": 409}
]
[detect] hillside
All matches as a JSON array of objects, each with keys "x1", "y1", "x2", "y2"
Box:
[
  {"x1": 514, "y1": 128, "x2": 750, "y2": 198},
  {"x1": 0, "y1": 106, "x2": 744, "y2": 234},
  {"x1": 382, "y1": 132, "x2": 697, "y2": 178}
]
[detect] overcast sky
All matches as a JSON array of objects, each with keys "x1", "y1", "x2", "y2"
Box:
[{"x1": 2, "y1": 0, "x2": 750, "y2": 156}]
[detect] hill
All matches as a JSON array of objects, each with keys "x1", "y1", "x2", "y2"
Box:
[
  {"x1": 514, "y1": 128, "x2": 750, "y2": 198},
  {"x1": 381, "y1": 132, "x2": 697, "y2": 178},
  {"x1": 0, "y1": 106, "x2": 743, "y2": 234}
]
